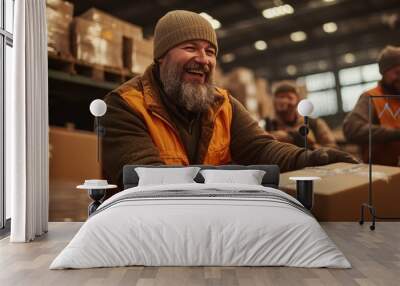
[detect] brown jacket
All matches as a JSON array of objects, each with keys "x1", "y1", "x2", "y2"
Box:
[
  {"x1": 343, "y1": 83, "x2": 400, "y2": 165},
  {"x1": 343, "y1": 83, "x2": 400, "y2": 143},
  {"x1": 101, "y1": 64, "x2": 310, "y2": 188}
]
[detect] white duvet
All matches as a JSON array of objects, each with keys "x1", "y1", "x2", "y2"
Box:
[{"x1": 50, "y1": 183, "x2": 351, "y2": 269}]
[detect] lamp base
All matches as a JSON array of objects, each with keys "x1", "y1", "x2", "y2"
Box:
[
  {"x1": 87, "y1": 189, "x2": 106, "y2": 216},
  {"x1": 296, "y1": 180, "x2": 313, "y2": 210},
  {"x1": 359, "y1": 203, "x2": 376, "y2": 231},
  {"x1": 289, "y1": 176, "x2": 320, "y2": 211}
]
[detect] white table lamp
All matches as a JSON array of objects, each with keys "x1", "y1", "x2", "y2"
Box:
[
  {"x1": 297, "y1": 99, "x2": 314, "y2": 117},
  {"x1": 90, "y1": 99, "x2": 107, "y2": 117},
  {"x1": 297, "y1": 99, "x2": 314, "y2": 165},
  {"x1": 89, "y1": 99, "x2": 107, "y2": 162}
]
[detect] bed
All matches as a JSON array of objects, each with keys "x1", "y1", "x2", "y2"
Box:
[{"x1": 50, "y1": 165, "x2": 350, "y2": 269}]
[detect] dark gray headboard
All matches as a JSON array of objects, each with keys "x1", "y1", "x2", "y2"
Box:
[{"x1": 123, "y1": 165, "x2": 280, "y2": 189}]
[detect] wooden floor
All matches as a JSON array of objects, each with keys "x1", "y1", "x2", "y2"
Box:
[{"x1": 0, "y1": 222, "x2": 399, "y2": 286}]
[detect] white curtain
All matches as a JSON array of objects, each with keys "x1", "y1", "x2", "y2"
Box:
[{"x1": 7, "y1": 0, "x2": 49, "y2": 242}]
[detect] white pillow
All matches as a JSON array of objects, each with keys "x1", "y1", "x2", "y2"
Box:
[
  {"x1": 200, "y1": 169, "x2": 266, "y2": 185},
  {"x1": 135, "y1": 167, "x2": 201, "y2": 186}
]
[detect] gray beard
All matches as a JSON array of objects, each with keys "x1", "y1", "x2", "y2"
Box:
[{"x1": 159, "y1": 63, "x2": 216, "y2": 113}]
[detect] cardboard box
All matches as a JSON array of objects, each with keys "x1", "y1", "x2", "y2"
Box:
[
  {"x1": 80, "y1": 8, "x2": 143, "y2": 41},
  {"x1": 131, "y1": 53, "x2": 153, "y2": 74},
  {"x1": 280, "y1": 163, "x2": 400, "y2": 221},
  {"x1": 130, "y1": 38, "x2": 153, "y2": 74},
  {"x1": 79, "y1": 8, "x2": 152, "y2": 72},
  {"x1": 46, "y1": 0, "x2": 73, "y2": 56},
  {"x1": 49, "y1": 127, "x2": 102, "y2": 222},
  {"x1": 133, "y1": 37, "x2": 153, "y2": 56},
  {"x1": 72, "y1": 17, "x2": 123, "y2": 68},
  {"x1": 255, "y1": 78, "x2": 274, "y2": 119},
  {"x1": 224, "y1": 68, "x2": 259, "y2": 116}
]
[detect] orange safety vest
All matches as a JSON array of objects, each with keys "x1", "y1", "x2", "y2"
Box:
[
  {"x1": 362, "y1": 86, "x2": 400, "y2": 166},
  {"x1": 120, "y1": 87, "x2": 232, "y2": 165}
]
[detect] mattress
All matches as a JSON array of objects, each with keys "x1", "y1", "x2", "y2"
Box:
[{"x1": 50, "y1": 183, "x2": 351, "y2": 269}]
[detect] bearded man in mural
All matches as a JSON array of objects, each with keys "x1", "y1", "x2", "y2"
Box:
[{"x1": 101, "y1": 10, "x2": 358, "y2": 190}]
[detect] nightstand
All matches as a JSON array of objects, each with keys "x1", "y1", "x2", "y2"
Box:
[{"x1": 77, "y1": 180, "x2": 117, "y2": 216}]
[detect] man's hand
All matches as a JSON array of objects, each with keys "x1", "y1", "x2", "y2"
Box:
[
  {"x1": 287, "y1": 130, "x2": 317, "y2": 149},
  {"x1": 309, "y1": 147, "x2": 359, "y2": 166}
]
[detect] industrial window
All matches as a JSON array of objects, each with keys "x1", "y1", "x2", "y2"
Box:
[
  {"x1": 307, "y1": 89, "x2": 338, "y2": 117},
  {"x1": 339, "y1": 63, "x2": 380, "y2": 112},
  {"x1": 297, "y1": 72, "x2": 338, "y2": 117}
]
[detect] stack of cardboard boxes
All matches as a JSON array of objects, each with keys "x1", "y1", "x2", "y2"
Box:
[
  {"x1": 46, "y1": 0, "x2": 73, "y2": 57},
  {"x1": 73, "y1": 8, "x2": 153, "y2": 73},
  {"x1": 79, "y1": 8, "x2": 143, "y2": 41},
  {"x1": 46, "y1": 2, "x2": 154, "y2": 73},
  {"x1": 224, "y1": 68, "x2": 261, "y2": 121},
  {"x1": 255, "y1": 78, "x2": 275, "y2": 120},
  {"x1": 72, "y1": 17, "x2": 124, "y2": 68}
]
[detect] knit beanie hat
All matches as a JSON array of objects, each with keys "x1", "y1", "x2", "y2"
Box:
[
  {"x1": 153, "y1": 10, "x2": 218, "y2": 60},
  {"x1": 378, "y1": 45, "x2": 400, "y2": 75},
  {"x1": 273, "y1": 81, "x2": 299, "y2": 96}
]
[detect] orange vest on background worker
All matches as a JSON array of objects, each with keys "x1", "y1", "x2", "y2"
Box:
[
  {"x1": 121, "y1": 87, "x2": 232, "y2": 165},
  {"x1": 362, "y1": 86, "x2": 400, "y2": 166}
]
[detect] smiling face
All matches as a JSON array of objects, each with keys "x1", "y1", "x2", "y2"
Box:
[
  {"x1": 274, "y1": 91, "x2": 300, "y2": 123},
  {"x1": 158, "y1": 40, "x2": 217, "y2": 112}
]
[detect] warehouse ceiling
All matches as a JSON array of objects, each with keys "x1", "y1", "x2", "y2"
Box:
[{"x1": 70, "y1": 0, "x2": 400, "y2": 80}]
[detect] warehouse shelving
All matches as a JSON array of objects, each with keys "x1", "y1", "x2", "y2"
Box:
[
  {"x1": 49, "y1": 69, "x2": 119, "y2": 90},
  {"x1": 48, "y1": 52, "x2": 138, "y2": 131}
]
